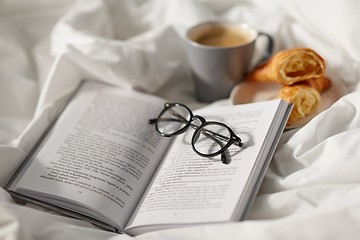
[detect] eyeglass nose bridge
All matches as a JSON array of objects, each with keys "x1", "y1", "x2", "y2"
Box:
[{"x1": 191, "y1": 115, "x2": 206, "y2": 125}]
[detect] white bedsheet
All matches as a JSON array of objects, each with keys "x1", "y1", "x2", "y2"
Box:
[{"x1": 1, "y1": 0, "x2": 360, "y2": 239}]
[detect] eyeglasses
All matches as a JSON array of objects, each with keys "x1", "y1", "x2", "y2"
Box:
[{"x1": 148, "y1": 103, "x2": 242, "y2": 164}]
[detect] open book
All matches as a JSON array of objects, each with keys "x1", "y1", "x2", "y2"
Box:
[{"x1": 6, "y1": 81, "x2": 292, "y2": 235}]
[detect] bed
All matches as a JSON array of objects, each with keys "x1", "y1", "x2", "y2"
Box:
[{"x1": 1, "y1": 0, "x2": 360, "y2": 239}]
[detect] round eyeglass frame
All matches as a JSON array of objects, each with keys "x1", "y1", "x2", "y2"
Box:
[{"x1": 153, "y1": 103, "x2": 242, "y2": 158}]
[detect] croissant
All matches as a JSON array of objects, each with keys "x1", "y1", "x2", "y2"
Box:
[
  {"x1": 246, "y1": 47, "x2": 326, "y2": 85},
  {"x1": 278, "y1": 77, "x2": 331, "y2": 125}
]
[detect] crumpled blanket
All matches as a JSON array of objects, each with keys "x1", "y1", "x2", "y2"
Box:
[{"x1": 1, "y1": 0, "x2": 360, "y2": 239}]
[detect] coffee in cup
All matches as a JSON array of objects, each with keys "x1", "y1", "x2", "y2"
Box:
[{"x1": 192, "y1": 25, "x2": 254, "y2": 47}]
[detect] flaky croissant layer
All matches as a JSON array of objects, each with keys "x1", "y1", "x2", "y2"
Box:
[
  {"x1": 278, "y1": 85, "x2": 321, "y2": 125},
  {"x1": 277, "y1": 77, "x2": 331, "y2": 125},
  {"x1": 278, "y1": 50, "x2": 325, "y2": 84},
  {"x1": 246, "y1": 47, "x2": 326, "y2": 85}
]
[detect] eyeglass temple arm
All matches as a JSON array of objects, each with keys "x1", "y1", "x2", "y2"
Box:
[
  {"x1": 148, "y1": 118, "x2": 157, "y2": 124},
  {"x1": 148, "y1": 118, "x2": 242, "y2": 147},
  {"x1": 148, "y1": 109, "x2": 188, "y2": 124}
]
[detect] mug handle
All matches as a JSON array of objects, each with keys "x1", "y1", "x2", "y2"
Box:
[{"x1": 256, "y1": 32, "x2": 273, "y2": 65}]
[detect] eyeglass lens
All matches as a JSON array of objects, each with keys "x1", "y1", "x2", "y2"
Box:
[
  {"x1": 193, "y1": 123, "x2": 231, "y2": 155},
  {"x1": 157, "y1": 105, "x2": 191, "y2": 135}
]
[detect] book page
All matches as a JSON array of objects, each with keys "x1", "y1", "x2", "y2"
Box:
[
  {"x1": 12, "y1": 81, "x2": 171, "y2": 230},
  {"x1": 126, "y1": 99, "x2": 284, "y2": 230}
]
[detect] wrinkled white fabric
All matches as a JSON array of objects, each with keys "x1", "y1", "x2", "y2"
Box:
[{"x1": 1, "y1": 0, "x2": 360, "y2": 239}]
